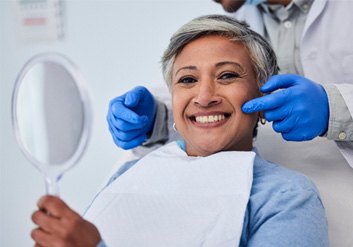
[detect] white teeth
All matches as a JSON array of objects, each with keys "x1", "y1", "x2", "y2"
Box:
[{"x1": 195, "y1": 114, "x2": 226, "y2": 123}]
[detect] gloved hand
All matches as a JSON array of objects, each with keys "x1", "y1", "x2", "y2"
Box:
[
  {"x1": 107, "y1": 86, "x2": 157, "y2": 149},
  {"x1": 242, "y1": 74, "x2": 329, "y2": 141}
]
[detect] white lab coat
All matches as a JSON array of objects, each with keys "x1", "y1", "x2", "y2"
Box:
[{"x1": 235, "y1": 0, "x2": 353, "y2": 168}]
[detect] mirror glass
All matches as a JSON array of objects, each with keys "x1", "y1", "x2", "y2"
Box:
[{"x1": 12, "y1": 53, "x2": 92, "y2": 195}]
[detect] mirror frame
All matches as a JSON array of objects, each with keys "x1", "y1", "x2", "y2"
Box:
[{"x1": 11, "y1": 52, "x2": 92, "y2": 174}]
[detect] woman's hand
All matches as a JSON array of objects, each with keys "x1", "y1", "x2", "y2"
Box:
[{"x1": 31, "y1": 195, "x2": 101, "y2": 247}]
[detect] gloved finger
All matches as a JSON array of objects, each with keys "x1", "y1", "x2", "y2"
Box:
[
  {"x1": 115, "y1": 128, "x2": 146, "y2": 142},
  {"x1": 109, "y1": 121, "x2": 148, "y2": 145},
  {"x1": 108, "y1": 122, "x2": 120, "y2": 141},
  {"x1": 111, "y1": 102, "x2": 148, "y2": 125},
  {"x1": 109, "y1": 126, "x2": 138, "y2": 149},
  {"x1": 282, "y1": 129, "x2": 314, "y2": 142},
  {"x1": 242, "y1": 89, "x2": 289, "y2": 113},
  {"x1": 108, "y1": 110, "x2": 146, "y2": 131},
  {"x1": 111, "y1": 132, "x2": 147, "y2": 150},
  {"x1": 272, "y1": 116, "x2": 297, "y2": 134},
  {"x1": 108, "y1": 113, "x2": 148, "y2": 131},
  {"x1": 263, "y1": 104, "x2": 293, "y2": 122},
  {"x1": 124, "y1": 86, "x2": 149, "y2": 108},
  {"x1": 261, "y1": 74, "x2": 300, "y2": 93}
]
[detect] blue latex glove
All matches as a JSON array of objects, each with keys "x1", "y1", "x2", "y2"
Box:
[
  {"x1": 107, "y1": 86, "x2": 157, "y2": 149},
  {"x1": 242, "y1": 74, "x2": 329, "y2": 141}
]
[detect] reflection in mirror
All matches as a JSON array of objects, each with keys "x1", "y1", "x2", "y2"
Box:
[{"x1": 12, "y1": 53, "x2": 92, "y2": 195}]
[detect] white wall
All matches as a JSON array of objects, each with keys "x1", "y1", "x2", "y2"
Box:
[{"x1": 0, "y1": 1, "x2": 224, "y2": 245}]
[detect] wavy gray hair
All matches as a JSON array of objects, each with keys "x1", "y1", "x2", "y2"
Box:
[{"x1": 161, "y1": 14, "x2": 278, "y2": 90}]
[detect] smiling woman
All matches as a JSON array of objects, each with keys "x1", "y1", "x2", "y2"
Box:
[
  {"x1": 171, "y1": 36, "x2": 260, "y2": 156},
  {"x1": 31, "y1": 15, "x2": 328, "y2": 247},
  {"x1": 161, "y1": 15, "x2": 278, "y2": 157}
]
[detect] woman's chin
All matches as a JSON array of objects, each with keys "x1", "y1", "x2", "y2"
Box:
[{"x1": 186, "y1": 142, "x2": 224, "y2": 157}]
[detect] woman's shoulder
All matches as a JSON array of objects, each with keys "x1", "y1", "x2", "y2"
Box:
[
  {"x1": 249, "y1": 154, "x2": 323, "y2": 215},
  {"x1": 252, "y1": 154, "x2": 319, "y2": 195},
  {"x1": 241, "y1": 155, "x2": 328, "y2": 246}
]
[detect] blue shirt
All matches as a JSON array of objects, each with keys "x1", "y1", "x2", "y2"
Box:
[
  {"x1": 240, "y1": 153, "x2": 328, "y2": 246},
  {"x1": 95, "y1": 141, "x2": 328, "y2": 246}
]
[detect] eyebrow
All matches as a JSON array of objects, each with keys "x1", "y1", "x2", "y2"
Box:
[
  {"x1": 174, "y1": 61, "x2": 244, "y2": 77},
  {"x1": 175, "y1": 66, "x2": 197, "y2": 77},
  {"x1": 215, "y1": 61, "x2": 243, "y2": 70}
]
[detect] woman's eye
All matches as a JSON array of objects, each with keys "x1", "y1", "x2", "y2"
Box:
[
  {"x1": 178, "y1": 76, "x2": 197, "y2": 84},
  {"x1": 219, "y1": 72, "x2": 240, "y2": 80}
]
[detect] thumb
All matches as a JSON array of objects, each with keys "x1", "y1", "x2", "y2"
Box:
[
  {"x1": 124, "y1": 90, "x2": 141, "y2": 108},
  {"x1": 38, "y1": 195, "x2": 78, "y2": 219},
  {"x1": 124, "y1": 86, "x2": 150, "y2": 108}
]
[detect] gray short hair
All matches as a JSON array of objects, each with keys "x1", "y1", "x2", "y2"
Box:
[{"x1": 161, "y1": 15, "x2": 278, "y2": 90}]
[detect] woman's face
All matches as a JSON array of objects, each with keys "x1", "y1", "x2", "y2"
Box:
[{"x1": 171, "y1": 35, "x2": 260, "y2": 156}]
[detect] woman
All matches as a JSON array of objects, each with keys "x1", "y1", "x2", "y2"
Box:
[{"x1": 31, "y1": 15, "x2": 328, "y2": 247}]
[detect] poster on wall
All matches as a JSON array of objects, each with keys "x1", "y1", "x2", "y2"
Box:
[{"x1": 15, "y1": 0, "x2": 64, "y2": 42}]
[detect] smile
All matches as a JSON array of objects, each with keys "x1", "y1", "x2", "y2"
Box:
[
  {"x1": 196, "y1": 114, "x2": 225, "y2": 123},
  {"x1": 190, "y1": 113, "x2": 231, "y2": 125}
]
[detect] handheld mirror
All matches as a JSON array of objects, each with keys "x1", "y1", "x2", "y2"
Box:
[{"x1": 11, "y1": 53, "x2": 92, "y2": 195}]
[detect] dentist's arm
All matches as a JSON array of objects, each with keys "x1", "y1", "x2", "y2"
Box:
[{"x1": 242, "y1": 74, "x2": 329, "y2": 141}]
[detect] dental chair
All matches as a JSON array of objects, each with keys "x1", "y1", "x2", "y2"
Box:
[{"x1": 108, "y1": 86, "x2": 353, "y2": 247}]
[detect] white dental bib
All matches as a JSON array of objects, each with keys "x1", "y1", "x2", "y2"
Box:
[{"x1": 85, "y1": 142, "x2": 255, "y2": 247}]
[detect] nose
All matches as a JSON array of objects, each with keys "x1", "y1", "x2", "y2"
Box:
[{"x1": 193, "y1": 81, "x2": 221, "y2": 107}]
